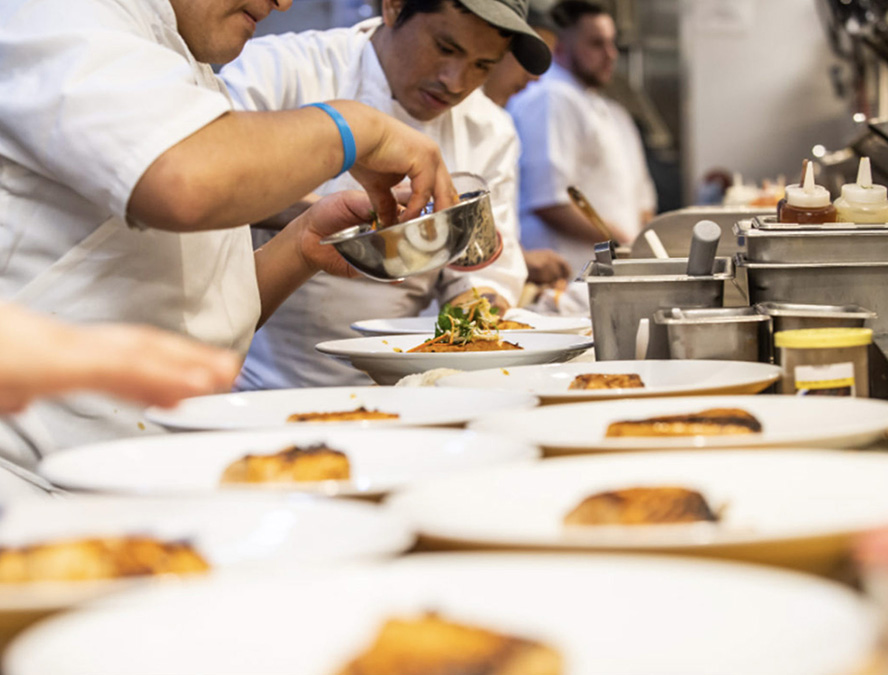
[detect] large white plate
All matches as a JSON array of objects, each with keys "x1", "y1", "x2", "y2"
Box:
[
  {"x1": 5, "y1": 553, "x2": 879, "y2": 675},
  {"x1": 387, "y1": 449, "x2": 888, "y2": 552},
  {"x1": 39, "y1": 428, "x2": 540, "y2": 498},
  {"x1": 0, "y1": 494, "x2": 412, "y2": 615},
  {"x1": 436, "y1": 360, "x2": 782, "y2": 402},
  {"x1": 468, "y1": 394, "x2": 888, "y2": 452},
  {"x1": 316, "y1": 333, "x2": 595, "y2": 385},
  {"x1": 350, "y1": 313, "x2": 591, "y2": 336},
  {"x1": 146, "y1": 386, "x2": 539, "y2": 431}
]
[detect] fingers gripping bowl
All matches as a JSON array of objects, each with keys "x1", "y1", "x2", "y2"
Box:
[{"x1": 320, "y1": 173, "x2": 501, "y2": 281}]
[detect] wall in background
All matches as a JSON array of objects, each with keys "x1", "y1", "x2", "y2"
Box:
[{"x1": 680, "y1": 0, "x2": 855, "y2": 200}]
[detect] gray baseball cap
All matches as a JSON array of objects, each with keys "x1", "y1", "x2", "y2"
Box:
[{"x1": 459, "y1": 0, "x2": 553, "y2": 75}]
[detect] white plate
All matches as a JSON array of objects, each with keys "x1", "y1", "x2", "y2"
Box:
[
  {"x1": 39, "y1": 428, "x2": 540, "y2": 498},
  {"x1": 316, "y1": 333, "x2": 595, "y2": 385},
  {"x1": 387, "y1": 449, "x2": 888, "y2": 551},
  {"x1": 5, "y1": 553, "x2": 878, "y2": 675},
  {"x1": 468, "y1": 394, "x2": 888, "y2": 452},
  {"x1": 436, "y1": 360, "x2": 782, "y2": 402},
  {"x1": 350, "y1": 313, "x2": 591, "y2": 336},
  {"x1": 0, "y1": 494, "x2": 412, "y2": 614},
  {"x1": 146, "y1": 386, "x2": 539, "y2": 431}
]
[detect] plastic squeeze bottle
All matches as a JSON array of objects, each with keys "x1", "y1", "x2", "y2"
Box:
[
  {"x1": 779, "y1": 161, "x2": 837, "y2": 224},
  {"x1": 834, "y1": 157, "x2": 888, "y2": 224}
]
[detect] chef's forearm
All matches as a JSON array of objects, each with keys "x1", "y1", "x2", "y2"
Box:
[
  {"x1": 252, "y1": 224, "x2": 314, "y2": 329},
  {"x1": 534, "y1": 204, "x2": 615, "y2": 244}
]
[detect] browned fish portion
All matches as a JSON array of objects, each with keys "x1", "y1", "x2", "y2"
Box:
[
  {"x1": 605, "y1": 407, "x2": 762, "y2": 437},
  {"x1": 335, "y1": 613, "x2": 562, "y2": 675},
  {"x1": 0, "y1": 536, "x2": 210, "y2": 582},
  {"x1": 408, "y1": 339, "x2": 522, "y2": 353},
  {"x1": 563, "y1": 486, "x2": 719, "y2": 526},
  {"x1": 220, "y1": 444, "x2": 350, "y2": 484},
  {"x1": 494, "y1": 320, "x2": 533, "y2": 330},
  {"x1": 568, "y1": 373, "x2": 645, "y2": 390},
  {"x1": 286, "y1": 406, "x2": 399, "y2": 423}
]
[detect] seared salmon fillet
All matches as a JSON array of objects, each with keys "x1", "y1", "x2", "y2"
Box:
[
  {"x1": 605, "y1": 407, "x2": 762, "y2": 437},
  {"x1": 568, "y1": 373, "x2": 645, "y2": 390},
  {"x1": 0, "y1": 536, "x2": 209, "y2": 582},
  {"x1": 563, "y1": 486, "x2": 719, "y2": 526},
  {"x1": 408, "y1": 339, "x2": 522, "y2": 353},
  {"x1": 335, "y1": 613, "x2": 562, "y2": 675},
  {"x1": 286, "y1": 407, "x2": 399, "y2": 423},
  {"x1": 220, "y1": 444, "x2": 350, "y2": 484}
]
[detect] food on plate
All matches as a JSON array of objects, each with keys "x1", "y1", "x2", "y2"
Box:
[
  {"x1": 408, "y1": 290, "x2": 524, "y2": 353},
  {"x1": 563, "y1": 487, "x2": 720, "y2": 526},
  {"x1": 495, "y1": 320, "x2": 534, "y2": 330},
  {"x1": 220, "y1": 444, "x2": 350, "y2": 484},
  {"x1": 286, "y1": 407, "x2": 399, "y2": 423},
  {"x1": 0, "y1": 536, "x2": 209, "y2": 582},
  {"x1": 334, "y1": 613, "x2": 562, "y2": 675},
  {"x1": 605, "y1": 407, "x2": 762, "y2": 437},
  {"x1": 568, "y1": 373, "x2": 645, "y2": 390}
]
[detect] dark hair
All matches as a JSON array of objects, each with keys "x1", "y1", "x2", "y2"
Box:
[
  {"x1": 550, "y1": 0, "x2": 607, "y2": 29},
  {"x1": 394, "y1": 0, "x2": 513, "y2": 38}
]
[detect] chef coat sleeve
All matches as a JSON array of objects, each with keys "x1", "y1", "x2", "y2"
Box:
[
  {"x1": 510, "y1": 84, "x2": 584, "y2": 212},
  {"x1": 0, "y1": 2, "x2": 232, "y2": 221},
  {"x1": 437, "y1": 115, "x2": 527, "y2": 307},
  {"x1": 612, "y1": 103, "x2": 658, "y2": 214}
]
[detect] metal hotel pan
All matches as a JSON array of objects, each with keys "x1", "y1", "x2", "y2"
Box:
[
  {"x1": 653, "y1": 307, "x2": 771, "y2": 362},
  {"x1": 583, "y1": 257, "x2": 733, "y2": 361},
  {"x1": 736, "y1": 216, "x2": 888, "y2": 264}
]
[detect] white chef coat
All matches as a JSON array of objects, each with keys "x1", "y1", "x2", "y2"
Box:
[
  {"x1": 0, "y1": 0, "x2": 261, "y2": 450},
  {"x1": 221, "y1": 19, "x2": 528, "y2": 389},
  {"x1": 508, "y1": 63, "x2": 656, "y2": 274}
]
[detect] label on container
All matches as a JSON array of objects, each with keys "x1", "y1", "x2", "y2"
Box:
[{"x1": 793, "y1": 362, "x2": 855, "y2": 396}]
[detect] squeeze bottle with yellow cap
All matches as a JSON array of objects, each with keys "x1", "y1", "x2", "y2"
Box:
[
  {"x1": 834, "y1": 157, "x2": 888, "y2": 223},
  {"x1": 775, "y1": 327, "x2": 871, "y2": 397},
  {"x1": 779, "y1": 162, "x2": 837, "y2": 224}
]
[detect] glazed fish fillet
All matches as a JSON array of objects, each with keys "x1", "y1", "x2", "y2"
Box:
[
  {"x1": 408, "y1": 339, "x2": 522, "y2": 353},
  {"x1": 494, "y1": 320, "x2": 533, "y2": 330},
  {"x1": 563, "y1": 486, "x2": 719, "y2": 526},
  {"x1": 568, "y1": 373, "x2": 645, "y2": 390},
  {"x1": 605, "y1": 407, "x2": 762, "y2": 437},
  {"x1": 220, "y1": 444, "x2": 350, "y2": 484},
  {"x1": 335, "y1": 613, "x2": 562, "y2": 675},
  {"x1": 287, "y1": 406, "x2": 399, "y2": 423},
  {"x1": 0, "y1": 536, "x2": 209, "y2": 582}
]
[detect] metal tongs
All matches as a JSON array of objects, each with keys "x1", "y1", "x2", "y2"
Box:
[{"x1": 568, "y1": 186, "x2": 614, "y2": 241}]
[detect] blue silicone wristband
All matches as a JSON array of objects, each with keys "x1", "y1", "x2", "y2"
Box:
[{"x1": 304, "y1": 102, "x2": 357, "y2": 177}]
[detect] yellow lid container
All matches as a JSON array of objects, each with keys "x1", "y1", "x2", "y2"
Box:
[{"x1": 774, "y1": 327, "x2": 873, "y2": 350}]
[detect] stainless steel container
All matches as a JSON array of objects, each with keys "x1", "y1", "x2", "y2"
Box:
[
  {"x1": 582, "y1": 257, "x2": 733, "y2": 360},
  {"x1": 753, "y1": 302, "x2": 876, "y2": 365},
  {"x1": 653, "y1": 307, "x2": 771, "y2": 362},
  {"x1": 737, "y1": 216, "x2": 888, "y2": 264}
]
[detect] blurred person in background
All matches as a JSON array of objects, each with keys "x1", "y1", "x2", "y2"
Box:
[
  {"x1": 0, "y1": 0, "x2": 456, "y2": 450},
  {"x1": 221, "y1": 0, "x2": 552, "y2": 389},
  {"x1": 483, "y1": 4, "x2": 572, "y2": 287},
  {"x1": 508, "y1": 0, "x2": 657, "y2": 274}
]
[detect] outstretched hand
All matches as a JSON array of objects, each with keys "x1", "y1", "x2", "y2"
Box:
[{"x1": 0, "y1": 304, "x2": 240, "y2": 414}]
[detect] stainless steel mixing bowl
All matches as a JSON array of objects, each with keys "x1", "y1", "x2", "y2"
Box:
[{"x1": 320, "y1": 173, "x2": 493, "y2": 282}]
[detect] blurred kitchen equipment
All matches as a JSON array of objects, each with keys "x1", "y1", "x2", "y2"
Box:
[
  {"x1": 582, "y1": 257, "x2": 733, "y2": 360},
  {"x1": 567, "y1": 185, "x2": 613, "y2": 241},
  {"x1": 321, "y1": 172, "x2": 493, "y2": 281},
  {"x1": 755, "y1": 302, "x2": 877, "y2": 364},
  {"x1": 643, "y1": 229, "x2": 669, "y2": 259},
  {"x1": 592, "y1": 240, "x2": 616, "y2": 276},
  {"x1": 686, "y1": 220, "x2": 722, "y2": 276},
  {"x1": 653, "y1": 307, "x2": 771, "y2": 362}
]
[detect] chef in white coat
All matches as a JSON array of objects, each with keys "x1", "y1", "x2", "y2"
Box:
[
  {"x1": 221, "y1": 0, "x2": 552, "y2": 389},
  {"x1": 0, "y1": 0, "x2": 457, "y2": 451},
  {"x1": 508, "y1": 0, "x2": 656, "y2": 273}
]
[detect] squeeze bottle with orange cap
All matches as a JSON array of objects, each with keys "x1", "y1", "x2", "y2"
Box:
[
  {"x1": 834, "y1": 157, "x2": 888, "y2": 224},
  {"x1": 779, "y1": 162, "x2": 837, "y2": 224}
]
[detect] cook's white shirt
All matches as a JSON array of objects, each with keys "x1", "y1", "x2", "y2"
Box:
[
  {"x1": 0, "y1": 0, "x2": 261, "y2": 454},
  {"x1": 509, "y1": 63, "x2": 656, "y2": 274},
  {"x1": 221, "y1": 19, "x2": 527, "y2": 388}
]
